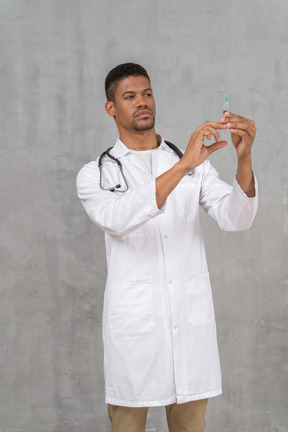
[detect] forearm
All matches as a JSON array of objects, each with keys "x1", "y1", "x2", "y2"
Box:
[
  {"x1": 236, "y1": 154, "x2": 255, "y2": 197},
  {"x1": 156, "y1": 161, "x2": 190, "y2": 207},
  {"x1": 77, "y1": 164, "x2": 163, "y2": 237},
  {"x1": 156, "y1": 121, "x2": 228, "y2": 207}
]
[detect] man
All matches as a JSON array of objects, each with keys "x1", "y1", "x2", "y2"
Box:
[{"x1": 77, "y1": 63, "x2": 258, "y2": 432}]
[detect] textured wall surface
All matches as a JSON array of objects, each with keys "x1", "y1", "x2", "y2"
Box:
[{"x1": 1, "y1": 0, "x2": 287, "y2": 431}]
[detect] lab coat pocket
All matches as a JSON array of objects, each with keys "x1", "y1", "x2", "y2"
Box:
[
  {"x1": 185, "y1": 273, "x2": 215, "y2": 325},
  {"x1": 108, "y1": 279, "x2": 155, "y2": 336}
]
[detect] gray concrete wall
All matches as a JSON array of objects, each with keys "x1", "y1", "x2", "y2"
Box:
[{"x1": 0, "y1": 0, "x2": 287, "y2": 431}]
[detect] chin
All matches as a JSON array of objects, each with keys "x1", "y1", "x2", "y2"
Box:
[{"x1": 133, "y1": 120, "x2": 155, "y2": 132}]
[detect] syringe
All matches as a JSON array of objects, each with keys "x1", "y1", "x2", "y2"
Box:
[
  {"x1": 222, "y1": 95, "x2": 229, "y2": 141},
  {"x1": 223, "y1": 95, "x2": 229, "y2": 115}
]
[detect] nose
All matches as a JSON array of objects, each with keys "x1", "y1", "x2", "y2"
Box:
[{"x1": 135, "y1": 94, "x2": 147, "y2": 108}]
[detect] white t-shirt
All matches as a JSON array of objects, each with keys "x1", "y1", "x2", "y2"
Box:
[{"x1": 130, "y1": 148, "x2": 158, "y2": 173}]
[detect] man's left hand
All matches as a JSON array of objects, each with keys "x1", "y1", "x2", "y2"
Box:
[{"x1": 220, "y1": 112, "x2": 256, "y2": 159}]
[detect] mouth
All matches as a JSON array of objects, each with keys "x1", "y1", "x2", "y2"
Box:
[{"x1": 134, "y1": 109, "x2": 153, "y2": 118}]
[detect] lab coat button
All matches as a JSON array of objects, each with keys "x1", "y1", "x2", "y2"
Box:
[
  {"x1": 174, "y1": 324, "x2": 178, "y2": 330},
  {"x1": 164, "y1": 235, "x2": 168, "y2": 239},
  {"x1": 169, "y1": 280, "x2": 172, "y2": 284}
]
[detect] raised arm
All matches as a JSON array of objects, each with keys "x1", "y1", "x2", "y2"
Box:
[
  {"x1": 156, "y1": 121, "x2": 227, "y2": 207},
  {"x1": 220, "y1": 111, "x2": 256, "y2": 197},
  {"x1": 156, "y1": 112, "x2": 257, "y2": 208}
]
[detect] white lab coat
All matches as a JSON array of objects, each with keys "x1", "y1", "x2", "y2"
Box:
[{"x1": 77, "y1": 137, "x2": 258, "y2": 407}]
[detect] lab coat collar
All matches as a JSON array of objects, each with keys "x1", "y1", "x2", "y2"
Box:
[
  {"x1": 110, "y1": 135, "x2": 175, "y2": 159},
  {"x1": 109, "y1": 138, "x2": 131, "y2": 159}
]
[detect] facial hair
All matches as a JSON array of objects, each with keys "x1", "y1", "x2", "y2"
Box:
[{"x1": 132, "y1": 110, "x2": 155, "y2": 131}]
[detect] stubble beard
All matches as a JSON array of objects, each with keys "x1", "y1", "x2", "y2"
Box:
[{"x1": 132, "y1": 116, "x2": 155, "y2": 132}]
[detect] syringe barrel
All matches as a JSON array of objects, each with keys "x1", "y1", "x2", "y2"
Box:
[{"x1": 223, "y1": 101, "x2": 229, "y2": 113}]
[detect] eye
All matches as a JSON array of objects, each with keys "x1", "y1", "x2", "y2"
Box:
[
  {"x1": 144, "y1": 93, "x2": 152, "y2": 97},
  {"x1": 124, "y1": 95, "x2": 134, "y2": 100}
]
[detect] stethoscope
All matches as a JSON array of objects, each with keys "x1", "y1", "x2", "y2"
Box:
[{"x1": 98, "y1": 140, "x2": 192, "y2": 192}]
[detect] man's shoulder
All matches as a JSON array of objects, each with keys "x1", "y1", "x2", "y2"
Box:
[{"x1": 77, "y1": 159, "x2": 99, "y2": 183}]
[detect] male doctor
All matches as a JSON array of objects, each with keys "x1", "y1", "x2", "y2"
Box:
[{"x1": 77, "y1": 63, "x2": 258, "y2": 432}]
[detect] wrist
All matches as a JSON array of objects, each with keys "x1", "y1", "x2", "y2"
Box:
[
  {"x1": 237, "y1": 152, "x2": 252, "y2": 164},
  {"x1": 175, "y1": 158, "x2": 194, "y2": 176}
]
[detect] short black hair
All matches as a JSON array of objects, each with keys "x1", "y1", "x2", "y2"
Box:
[{"x1": 105, "y1": 63, "x2": 150, "y2": 102}]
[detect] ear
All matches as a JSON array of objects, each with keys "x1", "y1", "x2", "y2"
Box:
[{"x1": 105, "y1": 101, "x2": 115, "y2": 117}]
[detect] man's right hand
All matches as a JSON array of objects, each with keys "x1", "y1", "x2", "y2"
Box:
[
  {"x1": 179, "y1": 121, "x2": 228, "y2": 174},
  {"x1": 156, "y1": 121, "x2": 227, "y2": 208}
]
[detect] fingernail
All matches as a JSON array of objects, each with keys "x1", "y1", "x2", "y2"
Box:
[{"x1": 227, "y1": 123, "x2": 232, "y2": 127}]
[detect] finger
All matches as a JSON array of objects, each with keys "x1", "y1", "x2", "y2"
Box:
[
  {"x1": 228, "y1": 122, "x2": 256, "y2": 138},
  {"x1": 224, "y1": 112, "x2": 255, "y2": 127},
  {"x1": 230, "y1": 129, "x2": 248, "y2": 140},
  {"x1": 230, "y1": 122, "x2": 256, "y2": 136},
  {"x1": 206, "y1": 140, "x2": 228, "y2": 155},
  {"x1": 228, "y1": 118, "x2": 256, "y2": 129},
  {"x1": 203, "y1": 125, "x2": 222, "y2": 142},
  {"x1": 202, "y1": 121, "x2": 227, "y2": 130},
  {"x1": 227, "y1": 122, "x2": 250, "y2": 131}
]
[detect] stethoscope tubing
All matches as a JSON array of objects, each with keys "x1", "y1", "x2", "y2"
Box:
[{"x1": 98, "y1": 141, "x2": 192, "y2": 192}]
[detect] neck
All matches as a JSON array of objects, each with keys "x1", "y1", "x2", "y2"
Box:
[{"x1": 119, "y1": 129, "x2": 160, "y2": 150}]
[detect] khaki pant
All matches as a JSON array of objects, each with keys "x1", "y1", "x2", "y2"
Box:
[{"x1": 107, "y1": 398, "x2": 208, "y2": 432}]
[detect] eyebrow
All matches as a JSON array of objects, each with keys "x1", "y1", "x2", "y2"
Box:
[{"x1": 121, "y1": 88, "x2": 153, "y2": 97}]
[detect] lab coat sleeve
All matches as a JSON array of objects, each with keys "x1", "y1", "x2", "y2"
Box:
[
  {"x1": 76, "y1": 161, "x2": 164, "y2": 237},
  {"x1": 199, "y1": 160, "x2": 258, "y2": 231}
]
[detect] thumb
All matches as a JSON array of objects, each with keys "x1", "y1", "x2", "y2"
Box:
[{"x1": 207, "y1": 140, "x2": 227, "y2": 156}]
